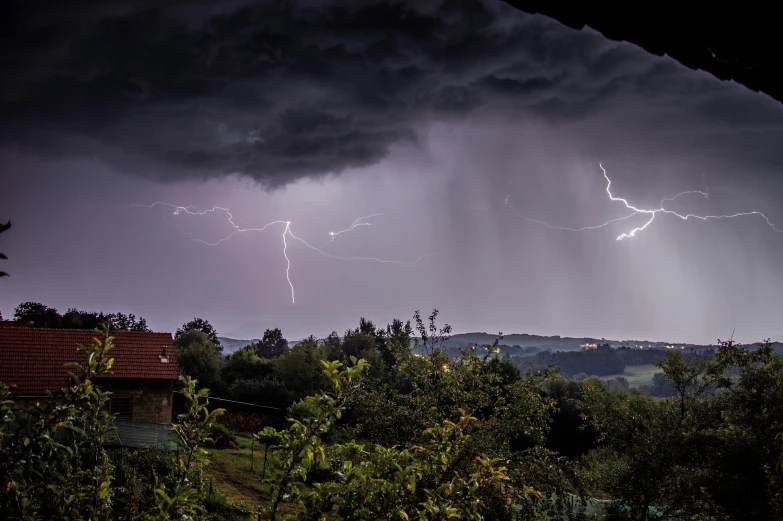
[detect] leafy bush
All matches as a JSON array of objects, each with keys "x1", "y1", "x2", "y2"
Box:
[
  {"x1": 207, "y1": 423, "x2": 237, "y2": 448},
  {"x1": 203, "y1": 483, "x2": 252, "y2": 521},
  {"x1": 110, "y1": 448, "x2": 178, "y2": 520}
]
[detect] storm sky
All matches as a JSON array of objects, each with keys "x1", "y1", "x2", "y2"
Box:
[{"x1": 2, "y1": 0, "x2": 783, "y2": 344}]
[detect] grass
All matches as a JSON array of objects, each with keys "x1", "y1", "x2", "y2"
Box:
[
  {"x1": 599, "y1": 363, "x2": 661, "y2": 388},
  {"x1": 203, "y1": 434, "x2": 276, "y2": 512}
]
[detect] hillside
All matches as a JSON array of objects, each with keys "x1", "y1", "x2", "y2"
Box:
[
  {"x1": 218, "y1": 337, "x2": 258, "y2": 354},
  {"x1": 431, "y1": 332, "x2": 716, "y2": 354},
  {"x1": 219, "y1": 331, "x2": 781, "y2": 358}
]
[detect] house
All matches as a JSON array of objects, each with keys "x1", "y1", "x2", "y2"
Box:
[{"x1": 0, "y1": 323, "x2": 180, "y2": 447}]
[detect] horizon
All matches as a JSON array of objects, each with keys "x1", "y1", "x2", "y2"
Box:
[{"x1": 0, "y1": 301, "x2": 772, "y2": 347}]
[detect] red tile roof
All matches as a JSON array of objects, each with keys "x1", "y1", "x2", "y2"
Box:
[{"x1": 0, "y1": 326, "x2": 179, "y2": 395}]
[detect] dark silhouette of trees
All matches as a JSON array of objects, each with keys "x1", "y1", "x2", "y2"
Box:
[
  {"x1": 61, "y1": 309, "x2": 150, "y2": 332},
  {"x1": 175, "y1": 317, "x2": 221, "y2": 348},
  {"x1": 14, "y1": 302, "x2": 62, "y2": 328},
  {"x1": 173, "y1": 330, "x2": 224, "y2": 394},
  {"x1": 12, "y1": 302, "x2": 150, "y2": 331},
  {"x1": 253, "y1": 328, "x2": 288, "y2": 359},
  {"x1": 520, "y1": 344, "x2": 668, "y2": 379}
]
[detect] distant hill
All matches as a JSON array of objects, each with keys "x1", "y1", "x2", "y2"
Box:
[
  {"x1": 425, "y1": 332, "x2": 705, "y2": 353},
  {"x1": 219, "y1": 332, "x2": 781, "y2": 358},
  {"x1": 218, "y1": 337, "x2": 258, "y2": 354}
]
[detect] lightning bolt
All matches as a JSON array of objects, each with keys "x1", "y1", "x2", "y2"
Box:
[
  {"x1": 503, "y1": 164, "x2": 782, "y2": 241},
  {"x1": 504, "y1": 194, "x2": 638, "y2": 232},
  {"x1": 599, "y1": 163, "x2": 783, "y2": 240},
  {"x1": 131, "y1": 203, "x2": 433, "y2": 304},
  {"x1": 325, "y1": 213, "x2": 383, "y2": 245}
]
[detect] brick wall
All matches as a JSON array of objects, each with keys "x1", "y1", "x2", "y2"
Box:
[
  {"x1": 9, "y1": 379, "x2": 175, "y2": 423},
  {"x1": 99, "y1": 378, "x2": 175, "y2": 423}
]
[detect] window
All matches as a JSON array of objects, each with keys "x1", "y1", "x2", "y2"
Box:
[{"x1": 110, "y1": 398, "x2": 132, "y2": 420}]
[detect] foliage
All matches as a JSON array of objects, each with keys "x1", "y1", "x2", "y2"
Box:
[
  {"x1": 0, "y1": 328, "x2": 118, "y2": 520},
  {"x1": 176, "y1": 318, "x2": 222, "y2": 349},
  {"x1": 13, "y1": 301, "x2": 63, "y2": 328},
  {"x1": 174, "y1": 330, "x2": 225, "y2": 394},
  {"x1": 261, "y1": 357, "x2": 369, "y2": 519},
  {"x1": 413, "y1": 309, "x2": 452, "y2": 355},
  {"x1": 146, "y1": 375, "x2": 226, "y2": 520},
  {"x1": 5, "y1": 306, "x2": 783, "y2": 521},
  {"x1": 0, "y1": 329, "x2": 242, "y2": 520},
  {"x1": 110, "y1": 448, "x2": 178, "y2": 520},
  {"x1": 207, "y1": 423, "x2": 237, "y2": 448},
  {"x1": 202, "y1": 485, "x2": 253, "y2": 521},
  {"x1": 274, "y1": 336, "x2": 331, "y2": 400},
  {"x1": 260, "y1": 355, "x2": 540, "y2": 521},
  {"x1": 105, "y1": 312, "x2": 150, "y2": 332},
  {"x1": 12, "y1": 301, "x2": 150, "y2": 331},
  {"x1": 577, "y1": 339, "x2": 783, "y2": 520},
  {"x1": 219, "y1": 411, "x2": 272, "y2": 434},
  {"x1": 254, "y1": 328, "x2": 289, "y2": 359}
]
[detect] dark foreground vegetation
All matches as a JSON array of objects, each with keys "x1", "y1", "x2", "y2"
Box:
[{"x1": 2, "y1": 307, "x2": 783, "y2": 520}]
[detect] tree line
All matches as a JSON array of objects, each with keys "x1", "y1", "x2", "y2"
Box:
[
  {"x1": 171, "y1": 310, "x2": 783, "y2": 520},
  {"x1": 4, "y1": 303, "x2": 783, "y2": 519},
  {"x1": 10, "y1": 301, "x2": 151, "y2": 332}
]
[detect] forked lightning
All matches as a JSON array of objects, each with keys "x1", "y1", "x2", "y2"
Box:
[{"x1": 131, "y1": 203, "x2": 434, "y2": 304}]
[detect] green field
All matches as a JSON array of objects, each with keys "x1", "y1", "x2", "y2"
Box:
[
  {"x1": 204, "y1": 434, "x2": 283, "y2": 512},
  {"x1": 599, "y1": 363, "x2": 661, "y2": 388}
]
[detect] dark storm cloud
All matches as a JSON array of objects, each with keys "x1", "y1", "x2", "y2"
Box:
[{"x1": 0, "y1": 0, "x2": 741, "y2": 187}]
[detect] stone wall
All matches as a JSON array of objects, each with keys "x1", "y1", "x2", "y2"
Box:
[
  {"x1": 99, "y1": 378, "x2": 174, "y2": 423},
  {"x1": 9, "y1": 378, "x2": 175, "y2": 424}
]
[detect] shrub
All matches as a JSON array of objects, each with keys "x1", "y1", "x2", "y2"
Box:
[{"x1": 207, "y1": 423, "x2": 237, "y2": 448}]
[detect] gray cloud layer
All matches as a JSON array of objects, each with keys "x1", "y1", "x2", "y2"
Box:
[{"x1": 6, "y1": 0, "x2": 776, "y2": 188}]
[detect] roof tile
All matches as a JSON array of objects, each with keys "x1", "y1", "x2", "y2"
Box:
[{"x1": 0, "y1": 326, "x2": 179, "y2": 395}]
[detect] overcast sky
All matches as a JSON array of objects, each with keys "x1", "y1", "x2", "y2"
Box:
[{"x1": 2, "y1": 0, "x2": 783, "y2": 344}]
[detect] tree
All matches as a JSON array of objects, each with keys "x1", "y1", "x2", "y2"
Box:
[
  {"x1": 604, "y1": 376, "x2": 630, "y2": 392},
  {"x1": 105, "y1": 312, "x2": 150, "y2": 332},
  {"x1": 60, "y1": 308, "x2": 102, "y2": 329},
  {"x1": 275, "y1": 336, "x2": 330, "y2": 401},
  {"x1": 0, "y1": 221, "x2": 9, "y2": 278},
  {"x1": 149, "y1": 376, "x2": 225, "y2": 520},
  {"x1": 340, "y1": 328, "x2": 376, "y2": 360},
  {"x1": 579, "y1": 381, "x2": 693, "y2": 520},
  {"x1": 413, "y1": 308, "x2": 452, "y2": 355},
  {"x1": 174, "y1": 330, "x2": 224, "y2": 394},
  {"x1": 13, "y1": 301, "x2": 62, "y2": 328},
  {"x1": 261, "y1": 357, "x2": 539, "y2": 521},
  {"x1": 176, "y1": 318, "x2": 221, "y2": 349},
  {"x1": 656, "y1": 349, "x2": 714, "y2": 425},
  {"x1": 254, "y1": 328, "x2": 288, "y2": 359},
  {"x1": 382, "y1": 318, "x2": 413, "y2": 365},
  {"x1": 12, "y1": 302, "x2": 151, "y2": 332}
]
